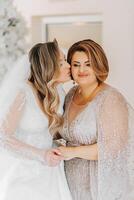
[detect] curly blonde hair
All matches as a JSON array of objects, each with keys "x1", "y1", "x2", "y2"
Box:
[{"x1": 28, "y1": 40, "x2": 63, "y2": 135}]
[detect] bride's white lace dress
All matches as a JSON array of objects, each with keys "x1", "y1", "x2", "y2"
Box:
[{"x1": 0, "y1": 83, "x2": 72, "y2": 200}]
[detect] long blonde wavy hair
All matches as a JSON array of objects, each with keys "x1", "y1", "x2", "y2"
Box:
[{"x1": 28, "y1": 40, "x2": 63, "y2": 135}]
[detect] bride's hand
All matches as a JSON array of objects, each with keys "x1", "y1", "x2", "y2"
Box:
[{"x1": 43, "y1": 149, "x2": 64, "y2": 167}]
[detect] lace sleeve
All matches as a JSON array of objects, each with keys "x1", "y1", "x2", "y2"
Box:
[
  {"x1": 0, "y1": 91, "x2": 45, "y2": 164},
  {"x1": 97, "y1": 89, "x2": 134, "y2": 199}
]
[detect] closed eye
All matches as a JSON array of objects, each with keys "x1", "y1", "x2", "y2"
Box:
[{"x1": 72, "y1": 64, "x2": 80, "y2": 67}]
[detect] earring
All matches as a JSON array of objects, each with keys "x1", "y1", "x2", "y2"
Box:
[{"x1": 73, "y1": 80, "x2": 75, "y2": 85}]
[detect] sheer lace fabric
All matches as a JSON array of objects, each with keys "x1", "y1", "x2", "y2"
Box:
[
  {"x1": 61, "y1": 85, "x2": 134, "y2": 200},
  {"x1": 0, "y1": 86, "x2": 50, "y2": 164},
  {"x1": 0, "y1": 83, "x2": 72, "y2": 200},
  {"x1": 0, "y1": 83, "x2": 66, "y2": 163}
]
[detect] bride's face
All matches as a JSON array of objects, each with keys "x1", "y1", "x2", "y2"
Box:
[{"x1": 55, "y1": 51, "x2": 71, "y2": 83}]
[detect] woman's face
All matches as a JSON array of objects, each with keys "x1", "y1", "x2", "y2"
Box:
[
  {"x1": 56, "y1": 51, "x2": 71, "y2": 83},
  {"x1": 71, "y1": 51, "x2": 97, "y2": 86}
]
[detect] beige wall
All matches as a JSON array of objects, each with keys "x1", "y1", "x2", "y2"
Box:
[
  {"x1": 14, "y1": 0, "x2": 134, "y2": 106},
  {"x1": 102, "y1": 0, "x2": 134, "y2": 106},
  {"x1": 14, "y1": 0, "x2": 101, "y2": 25}
]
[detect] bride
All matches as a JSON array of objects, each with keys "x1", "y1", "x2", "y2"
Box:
[{"x1": 0, "y1": 40, "x2": 72, "y2": 200}]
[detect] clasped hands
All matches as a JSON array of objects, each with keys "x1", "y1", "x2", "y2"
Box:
[{"x1": 44, "y1": 146, "x2": 76, "y2": 167}]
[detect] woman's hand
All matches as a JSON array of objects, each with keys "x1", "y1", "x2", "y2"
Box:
[
  {"x1": 42, "y1": 148, "x2": 64, "y2": 166},
  {"x1": 58, "y1": 146, "x2": 76, "y2": 160},
  {"x1": 58, "y1": 143, "x2": 98, "y2": 161}
]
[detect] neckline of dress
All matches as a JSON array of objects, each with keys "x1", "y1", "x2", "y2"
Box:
[
  {"x1": 66, "y1": 83, "x2": 110, "y2": 128},
  {"x1": 71, "y1": 83, "x2": 109, "y2": 107}
]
